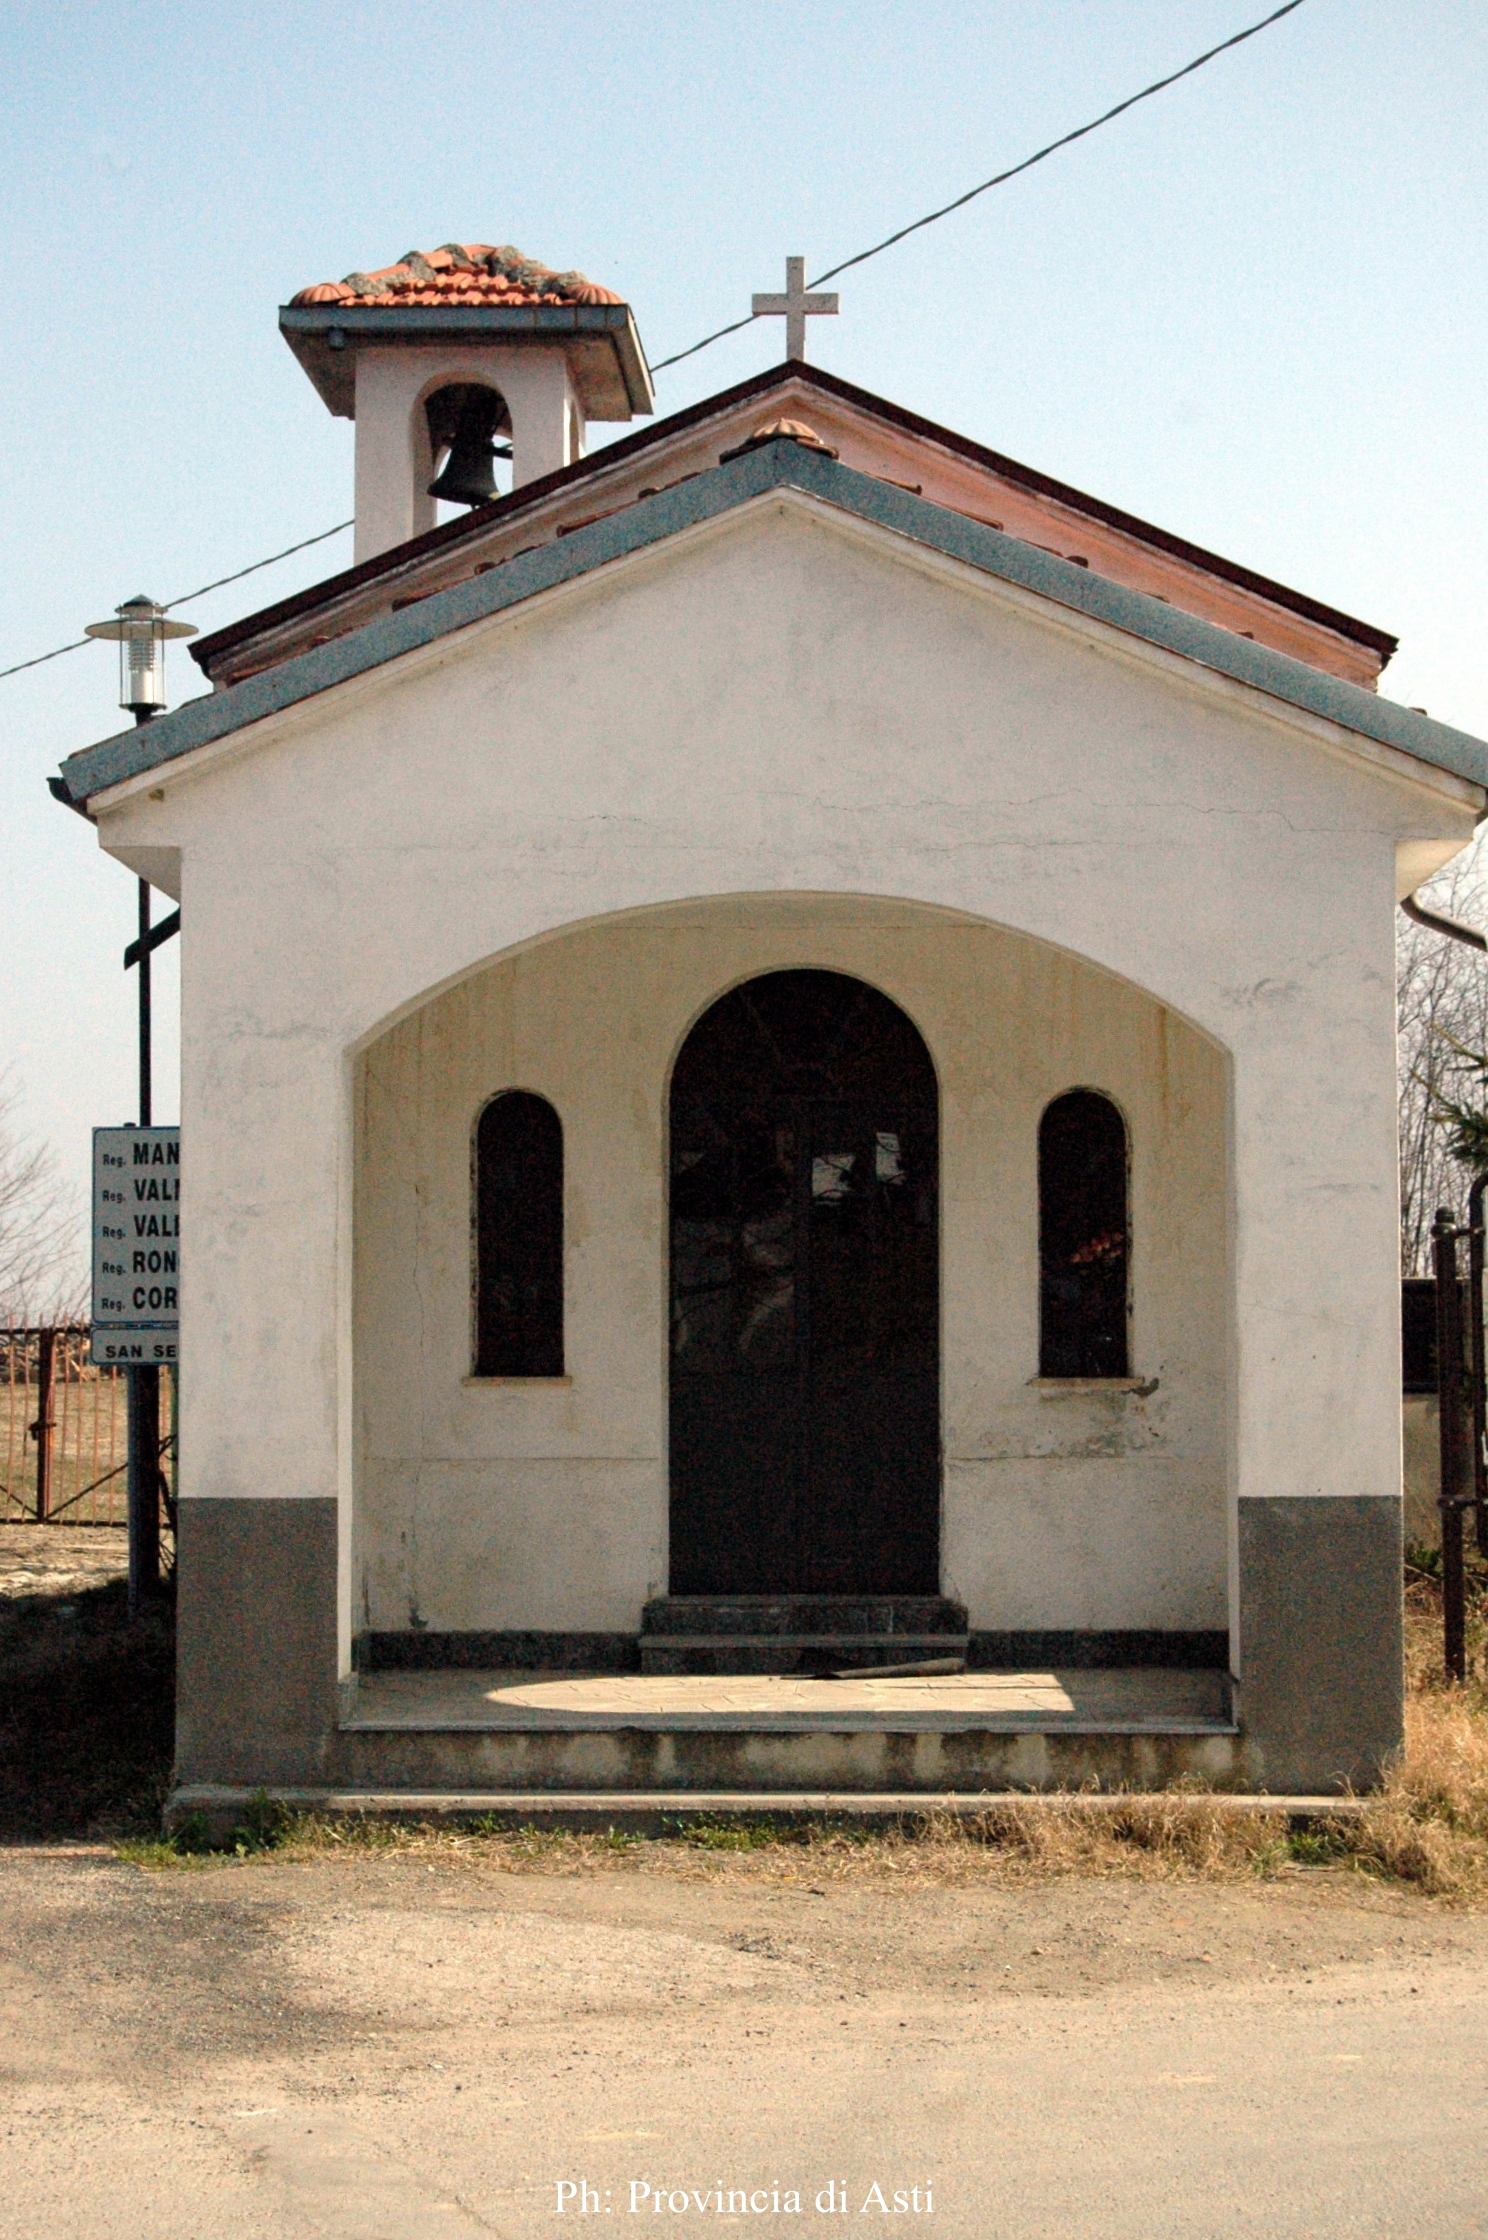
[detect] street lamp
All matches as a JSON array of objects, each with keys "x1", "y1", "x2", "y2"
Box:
[
  {"x1": 84, "y1": 594, "x2": 197, "y2": 724},
  {"x1": 85, "y1": 595, "x2": 196, "y2": 1616}
]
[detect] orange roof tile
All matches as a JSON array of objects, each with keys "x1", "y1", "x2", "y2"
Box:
[
  {"x1": 290, "y1": 242, "x2": 624, "y2": 311},
  {"x1": 720, "y1": 416, "x2": 840, "y2": 461}
]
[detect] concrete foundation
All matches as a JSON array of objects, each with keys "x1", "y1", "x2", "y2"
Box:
[{"x1": 173, "y1": 1495, "x2": 1404, "y2": 1800}]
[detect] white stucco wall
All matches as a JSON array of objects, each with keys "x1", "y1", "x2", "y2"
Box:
[
  {"x1": 354, "y1": 898, "x2": 1228, "y2": 1635},
  {"x1": 89, "y1": 489, "x2": 1481, "y2": 1671}
]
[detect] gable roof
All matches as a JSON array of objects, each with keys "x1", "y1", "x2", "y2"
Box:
[
  {"x1": 192, "y1": 361, "x2": 1397, "y2": 685},
  {"x1": 58, "y1": 433, "x2": 1488, "y2": 810}
]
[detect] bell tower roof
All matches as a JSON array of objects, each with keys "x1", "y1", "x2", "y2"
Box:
[
  {"x1": 289, "y1": 240, "x2": 626, "y2": 311},
  {"x1": 280, "y1": 240, "x2": 653, "y2": 421}
]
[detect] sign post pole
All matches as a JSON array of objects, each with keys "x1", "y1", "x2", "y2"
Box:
[
  {"x1": 129, "y1": 878, "x2": 159, "y2": 1615},
  {"x1": 81, "y1": 609, "x2": 190, "y2": 1617},
  {"x1": 92, "y1": 1117, "x2": 179, "y2": 1615},
  {"x1": 127, "y1": 1354, "x2": 161, "y2": 1612}
]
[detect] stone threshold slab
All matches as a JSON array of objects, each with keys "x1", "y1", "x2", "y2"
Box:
[{"x1": 167, "y1": 1784, "x2": 1363, "y2": 1837}]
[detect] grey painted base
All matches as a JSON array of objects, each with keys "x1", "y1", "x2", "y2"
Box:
[
  {"x1": 360, "y1": 1631, "x2": 640, "y2": 1673},
  {"x1": 1237, "y1": 1495, "x2": 1403, "y2": 1793},
  {"x1": 172, "y1": 1494, "x2": 1406, "y2": 1800},
  {"x1": 175, "y1": 1497, "x2": 340, "y2": 1788},
  {"x1": 356, "y1": 1628, "x2": 1229, "y2": 1675},
  {"x1": 971, "y1": 1631, "x2": 1229, "y2": 1671}
]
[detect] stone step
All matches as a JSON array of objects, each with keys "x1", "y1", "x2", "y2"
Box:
[
  {"x1": 176, "y1": 1779, "x2": 1339, "y2": 1842},
  {"x1": 639, "y1": 1636, "x2": 971, "y2": 1676},
  {"x1": 641, "y1": 1595, "x2": 969, "y2": 1639},
  {"x1": 323, "y1": 1696, "x2": 1242, "y2": 1795}
]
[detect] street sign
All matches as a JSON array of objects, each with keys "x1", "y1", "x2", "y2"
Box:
[{"x1": 92, "y1": 1125, "x2": 180, "y2": 1367}]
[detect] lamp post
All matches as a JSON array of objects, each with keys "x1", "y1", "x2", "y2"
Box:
[
  {"x1": 84, "y1": 593, "x2": 198, "y2": 723},
  {"x1": 85, "y1": 597, "x2": 196, "y2": 1612}
]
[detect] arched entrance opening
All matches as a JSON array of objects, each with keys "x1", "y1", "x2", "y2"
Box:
[{"x1": 668, "y1": 968, "x2": 940, "y2": 1595}]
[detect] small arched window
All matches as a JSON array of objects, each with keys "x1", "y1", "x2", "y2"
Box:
[
  {"x1": 1038, "y1": 1089, "x2": 1129, "y2": 1378},
  {"x1": 474, "y1": 1092, "x2": 564, "y2": 1377}
]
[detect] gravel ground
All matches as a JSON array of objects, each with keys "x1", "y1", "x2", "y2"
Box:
[
  {"x1": 0, "y1": 1523, "x2": 132, "y2": 1599},
  {"x1": 3, "y1": 1839, "x2": 1487, "y2": 2238}
]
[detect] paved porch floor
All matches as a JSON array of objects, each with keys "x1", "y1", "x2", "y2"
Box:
[{"x1": 348, "y1": 1666, "x2": 1234, "y2": 1734}]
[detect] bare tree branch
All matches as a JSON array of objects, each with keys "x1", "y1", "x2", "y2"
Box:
[
  {"x1": 0, "y1": 1073, "x2": 87, "y2": 1324},
  {"x1": 1398, "y1": 842, "x2": 1488, "y2": 1272}
]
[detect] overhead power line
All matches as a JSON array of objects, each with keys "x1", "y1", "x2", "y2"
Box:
[
  {"x1": 3, "y1": 0, "x2": 1307, "y2": 690},
  {"x1": 650, "y1": 0, "x2": 1308, "y2": 371},
  {"x1": 0, "y1": 518, "x2": 353, "y2": 685},
  {"x1": 159, "y1": 519, "x2": 354, "y2": 613},
  {"x1": 0, "y1": 634, "x2": 91, "y2": 681}
]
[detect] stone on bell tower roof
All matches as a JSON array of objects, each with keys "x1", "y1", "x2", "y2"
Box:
[{"x1": 290, "y1": 241, "x2": 626, "y2": 311}]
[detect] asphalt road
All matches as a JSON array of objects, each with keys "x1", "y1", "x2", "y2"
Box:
[{"x1": 3, "y1": 1841, "x2": 1486, "y2": 2239}]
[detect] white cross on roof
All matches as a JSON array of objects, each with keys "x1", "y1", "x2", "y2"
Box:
[{"x1": 751, "y1": 257, "x2": 839, "y2": 362}]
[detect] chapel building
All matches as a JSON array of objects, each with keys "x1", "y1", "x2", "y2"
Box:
[{"x1": 55, "y1": 240, "x2": 1488, "y2": 1812}]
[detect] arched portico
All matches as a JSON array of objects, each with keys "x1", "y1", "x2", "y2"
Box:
[{"x1": 350, "y1": 892, "x2": 1230, "y2": 1663}]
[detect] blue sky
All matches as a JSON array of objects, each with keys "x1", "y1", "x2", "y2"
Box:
[{"x1": 2, "y1": 0, "x2": 1485, "y2": 1215}]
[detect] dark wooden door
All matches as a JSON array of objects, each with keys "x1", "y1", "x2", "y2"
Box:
[{"x1": 669, "y1": 970, "x2": 939, "y2": 1595}]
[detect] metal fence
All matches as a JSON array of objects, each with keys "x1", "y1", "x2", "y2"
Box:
[{"x1": 1, "y1": 1326, "x2": 174, "y2": 1527}]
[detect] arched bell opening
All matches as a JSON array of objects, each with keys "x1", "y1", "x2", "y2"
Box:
[{"x1": 425, "y1": 380, "x2": 512, "y2": 512}]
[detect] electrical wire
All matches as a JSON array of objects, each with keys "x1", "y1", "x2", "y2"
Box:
[
  {"x1": 0, "y1": 518, "x2": 353, "y2": 684},
  {"x1": 0, "y1": 636, "x2": 90, "y2": 681},
  {"x1": 3, "y1": 0, "x2": 1306, "y2": 684},
  {"x1": 650, "y1": 0, "x2": 1307, "y2": 371},
  {"x1": 161, "y1": 519, "x2": 353, "y2": 612}
]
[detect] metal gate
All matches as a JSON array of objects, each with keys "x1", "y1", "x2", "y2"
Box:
[
  {"x1": 1, "y1": 1324, "x2": 173, "y2": 1529},
  {"x1": 1429, "y1": 1193, "x2": 1488, "y2": 1678}
]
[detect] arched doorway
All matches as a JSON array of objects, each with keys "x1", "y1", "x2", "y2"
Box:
[{"x1": 669, "y1": 969, "x2": 940, "y2": 1595}]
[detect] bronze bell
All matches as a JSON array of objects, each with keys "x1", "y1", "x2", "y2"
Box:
[{"x1": 426, "y1": 385, "x2": 509, "y2": 507}]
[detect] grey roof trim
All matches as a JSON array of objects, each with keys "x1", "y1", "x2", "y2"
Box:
[
  {"x1": 58, "y1": 442, "x2": 1488, "y2": 807},
  {"x1": 280, "y1": 302, "x2": 639, "y2": 335},
  {"x1": 279, "y1": 300, "x2": 654, "y2": 418}
]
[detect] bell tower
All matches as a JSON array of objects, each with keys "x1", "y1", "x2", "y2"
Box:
[{"x1": 280, "y1": 243, "x2": 654, "y2": 564}]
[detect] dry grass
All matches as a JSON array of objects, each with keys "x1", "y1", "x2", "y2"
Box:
[
  {"x1": 263, "y1": 1797, "x2": 1313, "y2": 1887},
  {"x1": 1351, "y1": 1568, "x2": 1488, "y2": 1899},
  {"x1": 137, "y1": 1598, "x2": 1488, "y2": 1902},
  {"x1": 222, "y1": 1765, "x2": 1482, "y2": 1901},
  {"x1": 87, "y1": 1561, "x2": 1488, "y2": 1903}
]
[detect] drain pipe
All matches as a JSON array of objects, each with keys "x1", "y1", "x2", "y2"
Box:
[{"x1": 1402, "y1": 892, "x2": 1487, "y2": 951}]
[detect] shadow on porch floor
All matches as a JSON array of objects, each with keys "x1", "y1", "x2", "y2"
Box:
[{"x1": 346, "y1": 1666, "x2": 1235, "y2": 1735}]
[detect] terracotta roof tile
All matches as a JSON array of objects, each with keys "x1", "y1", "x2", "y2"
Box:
[
  {"x1": 720, "y1": 416, "x2": 839, "y2": 462},
  {"x1": 290, "y1": 242, "x2": 624, "y2": 311},
  {"x1": 191, "y1": 366, "x2": 1400, "y2": 677}
]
